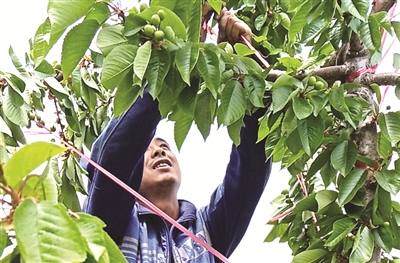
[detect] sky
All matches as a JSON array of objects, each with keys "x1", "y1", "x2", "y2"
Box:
[{"x1": 0, "y1": 0, "x2": 399, "y2": 262}]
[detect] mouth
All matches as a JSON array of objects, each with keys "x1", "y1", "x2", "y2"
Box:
[{"x1": 152, "y1": 159, "x2": 172, "y2": 169}]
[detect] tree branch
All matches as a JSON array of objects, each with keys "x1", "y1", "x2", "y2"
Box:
[
  {"x1": 356, "y1": 72, "x2": 400, "y2": 86},
  {"x1": 266, "y1": 65, "x2": 351, "y2": 83},
  {"x1": 373, "y1": 0, "x2": 397, "y2": 13}
]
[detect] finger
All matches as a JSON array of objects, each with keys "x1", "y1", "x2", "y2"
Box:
[
  {"x1": 231, "y1": 20, "x2": 251, "y2": 44},
  {"x1": 217, "y1": 8, "x2": 230, "y2": 42}
]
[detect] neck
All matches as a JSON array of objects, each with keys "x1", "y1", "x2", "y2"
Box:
[{"x1": 142, "y1": 194, "x2": 180, "y2": 220}]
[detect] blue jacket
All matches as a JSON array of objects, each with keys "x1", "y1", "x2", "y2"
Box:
[{"x1": 83, "y1": 90, "x2": 272, "y2": 262}]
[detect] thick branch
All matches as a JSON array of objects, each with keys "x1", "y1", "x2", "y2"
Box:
[
  {"x1": 356, "y1": 72, "x2": 400, "y2": 86},
  {"x1": 373, "y1": 0, "x2": 397, "y2": 13},
  {"x1": 266, "y1": 65, "x2": 350, "y2": 83}
]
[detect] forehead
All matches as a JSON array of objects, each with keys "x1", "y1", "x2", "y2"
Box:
[{"x1": 151, "y1": 137, "x2": 170, "y2": 146}]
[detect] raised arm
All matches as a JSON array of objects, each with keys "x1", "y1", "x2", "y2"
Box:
[
  {"x1": 200, "y1": 109, "x2": 272, "y2": 257},
  {"x1": 200, "y1": 3, "x2": 272, "y2": 257},
  {"x1": 84, "y1": 90, "x2": 160, "y2": 243}
]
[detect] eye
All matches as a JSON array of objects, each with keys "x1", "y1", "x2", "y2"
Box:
[{"x1": 160, "y1": 143, "x2": 169, "y2": 150}]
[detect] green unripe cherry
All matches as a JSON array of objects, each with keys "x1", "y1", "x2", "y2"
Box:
[
  {"x1": 143, "y1": 24, "x2": 155, "y2": 37},
  {"x1": 154, "y1": 30, "x2": 165, "y2": 41},
  {"x1": 157, "y1": 9, "x2": 165, "y2": 20},
  {"x1": 27, "y1": 112, "x2": 35, "y2": 120},
  {"x1": 308, "y1": 76, "x2": 317, "y2": 86},
  {"x1": 164, "y1": 26, "x2": 175, "y2": 40},
  {"x1": 139, "y1": 3, "x2": 148, "y2": 12},
  {"x1": 315, "y1": 81, "x2": 325, "y2": 90},
  {"x1": 150, "y1": 14, "x2": 161, "y2": 28}
]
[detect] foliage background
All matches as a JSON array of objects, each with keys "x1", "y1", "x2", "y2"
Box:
[{"x1": 0, "y1": 0, "x2": 294, "y2": 262}]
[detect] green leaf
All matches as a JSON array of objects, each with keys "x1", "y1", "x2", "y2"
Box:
[
  {"x1": 97, "y1": 25, "x2": 128, "y2": 56},
  {"x1": 227, "y1": 117, "x2": 244, "y2": 146},
  {"x1": 315, "y1": 190, "x2": 337, "y2": 213},
  {"x1": 293, "y1": 95, "x2": 313, "y2": 120},
  {"x1": 393, "y1": 21, "x2": 400, "y2": 41},
  {"x1": 292, "y1": 249, "x2": 327, "y2": 263},
  {"x1": 61, "y1": 19, "x2": 99, "y2": 78},
  {"x1": 102, "y1": 231, "x2": 128, "y2": 262},
  {"x1": 177, "y1": 85, "x2": 197, "y2": 117},
  {"x1": 243, "y1": 74, "x2": 265, "y2": 107},
  {"x1": 308, "y1": 147, "x2": 333, "y2": 177},
  {"x1": 207, "y1": 0, "x2": 223, "y2": 14},
  {"x1": 359, "y1": 18, "x2": 379, "y2": 51},
  {"x1": 264, "y1": 223, "x2": 290, "y2": 242},
  {"x1": 84, "y1": 2, "x2": 111, "y2": 24},
  {"x1": 329, "y1": 84, "x2": 349, "y2": 113},
  {"x1": 8, "y1": 46, "x2": 26, "y2": 74},
  {"x1": 3, "y1": 89, "x2": 29, "y2": 127},
  {"x1": 350, "y1": 226, "x2": 374, "y2": 263},
  {"x1": 379, "y1": 112, "x2": 400, "y2": 144},
  {"x1": 338, "y1": 169, "x2": 368, "y2": 206},
  {"x1": 294, "y1": 193, "x2": 318, "y2": 213},
  {"x1": 32, "y1": 18, "x2": 53, "y2": 65},
  {"x1": 0, "y1": 116, "x2": 12, "y2": 136},
  {"x1": 186, "y1": 0, "x2": 202, "y2": 43},
  {"x1": 3, "y1": 142, "x2": 66, "y2": 188},
  {"x1": 375, "y1": 170, "x2": 400, "y2": 195},
  {"x1": 341, "y1": 0, "x2": 368, "y2": 21},
  {"x1": 14, "y1": 199, "x2": 87, "y2": 263},
  {"x1": 394, "y1": 53, "x2": 400, "y2": 69},
  {"x1": 145, "y1": 48, "x2": 171, "y2": 98},
  {"x1": 272, "y1": 86, "x2": 295, "y2": 112},
  {"x1": 114, "y1": 71, "x2": 142, "y2": 117},
  {"x1": 197, "y1": 48, "x2": 220, "y2": 98},
  {"x1": 373, "y1": 186, "x2": 392, "y2": 225},
  {"x1": 61, "y1": 170, "x2": 82, "y2": 212},
  {"x1": 325, "y1": 217, "x2": 357, "y2": 247},
  {"x1": 133, "y1": 40, "x2": 152, "y2": 81},
  {"x1": 194, "y1": 89, "x2": 216, "y2": 140},
  {"x1": 3, "y1": 116, "x2": 26, "y2": 144},
  {"x1": 81, "y1": 67, "x2": 100, "y2": 92},
  {"x1": 48, "y1": 0, "x2": 95, "y2": 34},
  {"x1": 217, "y1": 80, "x2": 246, "y2": 126},
  {"x1": 170, "y1": 110, "x2": 193, "y2": 150},
  {"x1": 233, "y1": 43, "x2": 255, "y2": 56},
  {"x1": 377, "y1": 132, "x2": 392, "y2": 160},
  {"x1": 124, "y1": 13, "x2": 146, "y2": 36},
  {"x1": 331, "y1": 140, "x2": 358, "y2": 176},
  {"x1": 396, "y1": 82, "x2": 400, "y2": 100},
  {"x1": 288, "y1": 1, "x2": 314, "y2": 44},
  {"x1": 74, "y1": 213, "x2": 106, "y2": 261},
  {"x1": 81, "y1": 82, "x2": 98, "y2": 112},
  {"x1": 372, "y1": 226, "x2": 393, "y2": 253},
  {"x1": 277, "y1": 57, "x2": 303, "y2": 72},
  {"x1": 175, "y1": 43, "x2": 199, "y2": 85},
  {"x1": 101, "y1": 45, "x2": 138, "y2": 89},
  {"x1": 297, "y1": 115, "x2": 324, "y2": 157}
]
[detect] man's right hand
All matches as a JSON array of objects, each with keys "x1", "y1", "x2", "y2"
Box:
[{"x1": 201, "y1": 2, "x2": 252, "y2": 45}]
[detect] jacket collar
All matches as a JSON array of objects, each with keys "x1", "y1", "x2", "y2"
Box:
[{"x1": 136, "y1": 199, "x2": 197, "y2": 223}]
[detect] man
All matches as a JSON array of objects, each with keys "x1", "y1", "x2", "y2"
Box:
[{"x1": 84, "y1": 3, "x2": 272, "y2": 262}]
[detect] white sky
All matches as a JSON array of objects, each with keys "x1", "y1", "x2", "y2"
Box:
[{"x1": 0, "y1": 0, "x2": 399, "y2": 262}]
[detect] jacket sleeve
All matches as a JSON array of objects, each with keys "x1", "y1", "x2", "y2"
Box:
[
  {"x1": 83, "y1": 90, "x2": 160, "y2": 243},
  {"x1": 200, "y1": 110, "x2": 272, "y2": 258}
]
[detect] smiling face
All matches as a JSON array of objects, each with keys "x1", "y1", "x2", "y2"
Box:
[{"x1": 140, "y1": 137, "x2": 181, "y2": 198}]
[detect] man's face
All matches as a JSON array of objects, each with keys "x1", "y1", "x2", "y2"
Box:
[{"x1": 140, "y1": 137, "x2": 181, "y2": 197}]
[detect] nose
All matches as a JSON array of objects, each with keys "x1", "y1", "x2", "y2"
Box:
[{"x1": 152, "y1": 147, "x2": 166, "y2": 158}]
